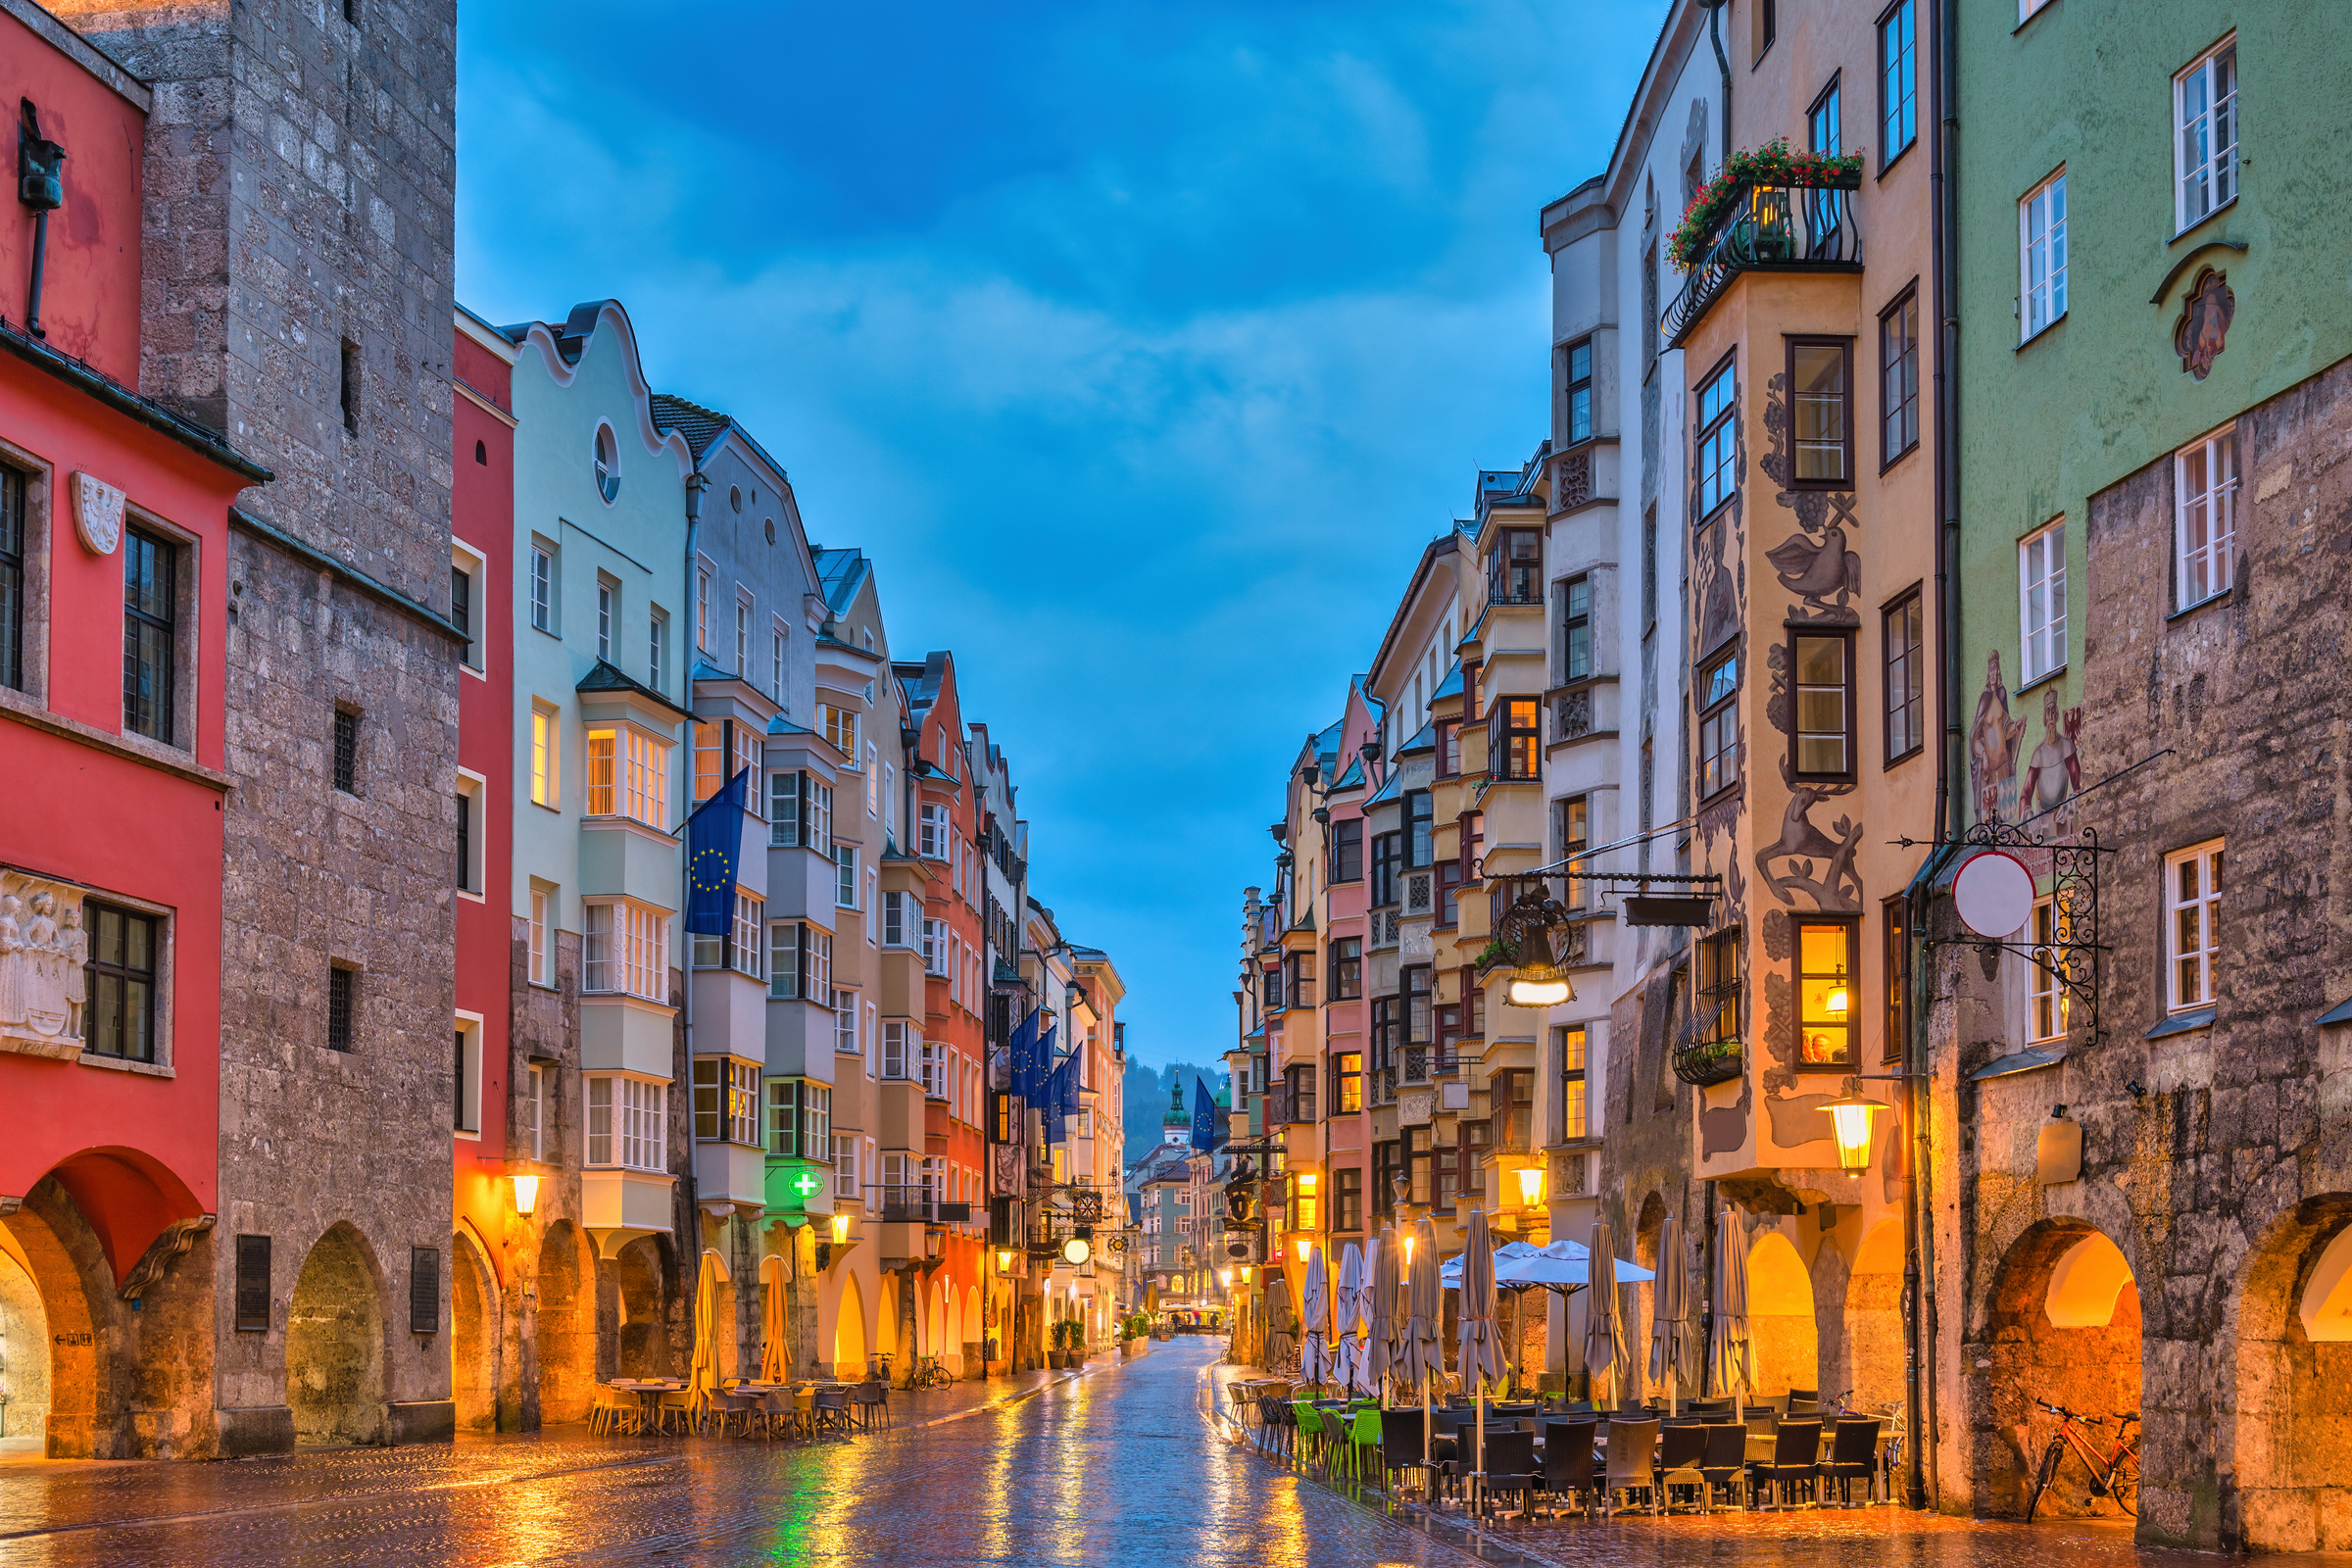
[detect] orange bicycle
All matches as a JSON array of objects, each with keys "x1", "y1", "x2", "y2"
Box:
[{"x1": 2026, "y1": 1398, "x2": 2139, "y2": 1522}]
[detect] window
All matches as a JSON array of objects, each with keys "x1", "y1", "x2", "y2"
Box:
[
  {"x1": 1284, "y1": 1063, "x2": 1317, "y2": 1125},
  {"x1": 1330, "y1": 818, "x2": 1362, "y2": 883},
  {"x1": 1435, "y1": 719, "x2": 1459, "y2": 779},
  {"x1": 530, "y1": 544, "x2": 553, "y2": 633},
  {"x1": 1370, "y1": 831, "x2": 1401, "y2": 906},
  {"x1": 1556, "y1": 795, "x2": 1591, "y2": 910},
  {"x1": 530, "y1": 705, "x2": 557, "y2": 807},
  {"x1": 1333, "y1": 1167, "x2": 1363, "y2": 1234},
  {"x1": 1494, "y1": 1069, "x2": 1534, "y2": 1151},
  {"x1": 1283, "y1": 950, "x2": 1316, "y2": 1010},
  {"x1": 1560, "y1": 573, "x2": 1592, "y2": 680},
  {"x1": 583, "y1": 902, "x2": 670, "y2": 1002},
  {"x1": 1330, "y1": 937, "x2": 1362, "y2": 1001},
  {"x1": 1493, "y1": 698, "x2": 1540, "y2": 781},
  {"x1": 234, "y1": 1234, "x2": 270, "y2": 1333},
  {"x1": 2019, "y1": 0, "x2": 2051, "y2": 19},
  {"x1": 770, "y1": 771, "x2": 833, "y2": 849},
  {"x1": 2175, "y1": 39, "x2": 2236, "y2": 232},
  {"x1": 2027, "y1": 895, "x2": 2071, "y2": 1045},
  {"x1": 586, "y1": 1076, "x2": 664, "y2": 1170},
  {"x1": 1753, "y1": 0, "x2": 1775, "y2": 61},
  {"x1": 525, "y1": 1065, "x2": 546, "y2": 1160},
  {"x1": 734, "y1": 594, "x2": 752, "y2": 675},
  {"x1": 332, "y1": 707, "x2": 359, "y2": 794},
  {"x1": 1563, "y1": 337, "x2": 1593, "y2": 445},
  {"x1": 528, "y1": 888, "x2": 550, "y2": 987},
  {"x1": 1262, "y1": 964, "x2": 1284, "y2": 1012},
  {"x1": 922, "y1": 919, "x2": 948, "y2": 976},
  {"x1": 1491, "y1": 529, "x2": 1541, "y2": 605},
  {"x1": 83, "y1": 902, "x2": 158, "y2": 1062},
  {"x1": 2021, "y1": 172, "x2": 2067, "y2": 340},
  {"x1": 880, "y1": 1019, "x2": 912, "y2": 1079},
  {"x1": 1370, "y1": 996, "x2": 1398, "y2": 1069},
  {"x1": 883, "y1": 890, "x2": 908, "y2": 946},
  {"x1": 1403, "y1": 964, "x2": 1432, "y2": 1049},
  {"x1": 919, "y1": 803, "x2": 951, "y2": 859},
  {"x1": 694, "y1": 1058, "x2": 760, "y2": 1145},
  {"x1": 1404, "y1": 791, "x2": 1434, "y2": 868},
  {"x1": 1880, "y1": 288, "x2": 1920, "y2": 463},
  {"x1": 1882, "y1": 896, "x2": 1910, "y2": 1063},
  {"x1": 2175, "y1": 426, "x2": 2237, "y2": 611},
  {"x1": 455, "y1": 781, "x2": 477, "y2": 893},
  {"x1": 1808, "y1": 75, "x2": 1841, "y2": 156},
  {"x1": 586, "y1": 726, "x2": 670, "y2": 828},
  {"x1": 716, "y1": 893, "x2": 764, "y2": 976},
  {"x1": 1884, "y1": 590, "x2": 1925, "y2": 762},
  {"x1": 772, "y1": 627, "x2": 787, "y2": 702},
  {"x1": 2019, "y1": 521, "x2": 2066, "y2": 684},
  {"x1": 1795, "y1": 918, "x2": 1857, "y2": 1067},
  {"x1": 123, "y1": 528, "x2": 176, "y2": 743},
  {"x1": 450, "y1": 559, "x2": 474, "y2": 669},
  {"x1": 1695, "y1": 926, "x2": 1742, "y2": 1049},
  {"x1": 1696, "y1": 358, "x2": 1738, "y2": 515},
  {"x1": 1879, "y1": 1, "x2": 1916, "y2": 162},
  {"x1": 696, "y1": 566, "x2": 712, "y2": 651},
  {"x1": 835, "y1": 845, "x2": 858, "y2": 909},
  {"x1": 452, "y1": 1021, "x2": 480, "y2": 1133},
  {"x1": 864, "y1": 741, "x2": 879, "y2": 816},
  {"x1": 1697, "y1": 648, "x2": 1740, "y2": 799},
  {"x1": 819, "y1": 702, "x2": 857, "y2": 758},
  {"x1": 649, "y1": 611, "x2": 666, "y2": 693},
  {"x1": 833, "y1": 1135, "x2": 858, "y2": 1199},
  {"x1": 339, "y1": 338, "x2": 360, "y2": 433},
  {"x1": 594, "y1": 424, "x2": 620, "y2": 504},
  {"x1": 1791, "y1": 632, "x2": 1853, "y2": 778},
  {"x1": 769, "y1": 921, "x2": 830, "y2": 1001},
  {"x1": 835, "y1": 989, "x2": 858, "y2": 1054},
  {"x1": 1788, "y1": 339, "x2": 1852, "y2": 486},
  {"x1": 326, "y1": 965, "x2": 356, "y2": 1053},
  {"x1": 1556, "y1": 1024, "x2": 1588, "y2": 1142},
  {"x1": 2166, "y1": 840, "x2": 2224, "y2": 1012},
  {"x1": 596, "y1": 576, "x2": 615, "y2": 662},
  {"x1": 0, "y1": 466, "x2": 23, "y2": 692}
]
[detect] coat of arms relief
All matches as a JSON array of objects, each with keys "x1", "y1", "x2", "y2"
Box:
[{"x1": 0, "y1": 874, "x2": 89, "y2": 1058}]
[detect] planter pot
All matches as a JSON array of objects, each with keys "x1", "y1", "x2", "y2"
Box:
[
  {"x1": 1047, "y1": 1350, "x2": 1068, "y2": 1369},
  {"x1": 1120, "y1": 1338, "x2": 1146, "y2": 1359}
]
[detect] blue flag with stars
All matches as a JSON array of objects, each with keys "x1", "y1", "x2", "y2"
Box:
[
  {"x1": 1010, "y1": 1009, "x2": 1040, "y2": 1101},
  {"x1": 1042, "y1": 1054, "x2": 1068, "y2": 1144},
  {"x1": 684, "y1": 768, "x2": 750, "y2": 936},
  {"x1": 1191, "y1": 1077, "x2": 1219, "y2": 1152}
]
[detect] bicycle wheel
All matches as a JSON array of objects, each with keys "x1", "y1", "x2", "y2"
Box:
[
  {"x1": 2108, "y1": 1447, "x2": 2139, "y2": 1517},
  {"x1": 2027, "y1": 1440, "x2": 2066, "y2": 1524}
]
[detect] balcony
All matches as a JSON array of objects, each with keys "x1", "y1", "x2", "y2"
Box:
[
  {"x1": 1665, "y1": 180, "x2": 1862, "y2": 347},
  {"x1": 1673, "y1": 1028, "x2": 1743, "y2": 1089}
]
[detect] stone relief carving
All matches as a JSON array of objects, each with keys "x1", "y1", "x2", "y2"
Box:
[
  {"x1": 2174, "y1": 268, "x2": 2234, "y2": 381},
  {"x1": 0, "y1": 875, "x2": 88, "y2": 1058},
  {"x1": 1555, "y1": 449, "x2": 1592, "y2": 510},
  {"x1": 72, "y1": 471, "x2": 124, "y2": 556}
]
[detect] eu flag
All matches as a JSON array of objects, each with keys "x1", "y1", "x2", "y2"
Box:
[
  {"x1": 684, "y1": 768, "x2": 750, "y2": 936},
  {"x1": 1191, "y1": 1077, "x2": 1219, "y2": 1152},
  {"x1": 1010, "y1": 1009, "x2": 1039, "y2": 1100},
  {"x1": 1042, "y1": 1055, "x2": 1068, "y2": 1144}
]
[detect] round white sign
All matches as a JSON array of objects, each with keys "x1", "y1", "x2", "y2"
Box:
[{"x1": 1953, "y1": 850, "x2": 2036, "y2": 939}]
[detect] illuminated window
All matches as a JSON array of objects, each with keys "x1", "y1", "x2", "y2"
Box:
[
  {"x1": 585, "y1": 725, "x2": 670, "y2": 827},
  {"x1": 1795, "y1": 918, "x2": 1857, "y2": 1067},
  {"x1": 530, "y1": 704, "x2": 557, "y2": 807}
]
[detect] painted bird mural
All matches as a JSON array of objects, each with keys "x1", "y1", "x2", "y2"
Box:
[{"x1": 1765, "y1": 520, "x2": 1860, "y2": 610}]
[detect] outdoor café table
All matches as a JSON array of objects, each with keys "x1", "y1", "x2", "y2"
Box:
[{"x1": 611, "y1": 1378, "x2": 687, "y2": 1434}]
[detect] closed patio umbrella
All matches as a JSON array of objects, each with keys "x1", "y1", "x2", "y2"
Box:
[
  {"x1": 1584, "y1": 1221, "x2": 1626, "y2": 1409},
  {"x1": 1336, "y1": 1241, "x2": 1373, "y2": 1397},
  {"x1": 759, "y1": 1253, "x2": 789, "y2": 1383},
  {"x1": 1457, "y1": 1204, "x2": 1507, "y2": 1502},
  {"x1": 1264, "y1": 1275, "x2": 1296, "y2": 1373},
  {"x1": 1709, "y1": 1205, "x2": 1755, "y2": 1418},
  {"x1": 1298, "y1": 1245, "x2": 1335, "y2": 1390},
  {"x1": 1648, "y1": 1214, "x2": 1688, "y2": 1414},
  {"x1": 1363, "y1": 1231, "x2": 1396, "y2": 1399},
  {"x1": 1403, "y1": 1216, "x2": 1443, "y2": 1481},
  {"x1": 689, "y1": 1248, "x2": 723, "y2": 1423}
]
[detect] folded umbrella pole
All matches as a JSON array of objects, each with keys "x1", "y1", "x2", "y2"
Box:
[{"x1": 1456, "y1": 1205, "x2": 1506, "y2": 1515}]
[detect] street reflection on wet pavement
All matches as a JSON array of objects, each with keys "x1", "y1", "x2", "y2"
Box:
[{"x1": 0, "y1": 1341, "x2": 1460, "y2": 1567}]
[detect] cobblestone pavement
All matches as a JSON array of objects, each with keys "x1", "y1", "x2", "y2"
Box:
[{"x1": 0, "y1": 1342, "x2": 1468, "y2": 1567}]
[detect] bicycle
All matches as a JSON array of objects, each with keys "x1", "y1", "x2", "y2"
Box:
[
  {"x1": 2026, "y1": 1398, "x2": 2139, "y2": 1522},
  {"x1": 910, "y1": 1353, "x2": 954, "y2": 1390}
]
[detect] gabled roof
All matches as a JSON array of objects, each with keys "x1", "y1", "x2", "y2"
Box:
[
  {"x1": 1329, "y1": 756, "x2": 1366, "y2": 792},
  {"x1": 576, "y1": 658, "x2": 691, "y2": 716},
  {"x1": 649, "y1": 393, "x2": 730, "y2": 460}
]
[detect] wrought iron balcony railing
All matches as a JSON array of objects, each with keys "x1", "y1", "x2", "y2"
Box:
[
  {"x1": 1665, "y1": 182, "x2": 1862, "y2": 346},
  {"x1": 1671, "y1": 1031, "x2": 1743, "y2": 1089}
]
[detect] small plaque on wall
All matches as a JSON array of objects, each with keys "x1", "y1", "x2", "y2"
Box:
[
  {"x1": 72, "y1": 471, "x2": 124, "y2": 555},
  {"x1": 2037, "y1": 1119, "x2": 2082, "y2": 1185}
]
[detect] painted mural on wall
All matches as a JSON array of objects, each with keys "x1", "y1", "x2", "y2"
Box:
[
  {"x1": 1968, "y1": 653, "x2": 2083, "y2": 830},
  {"x1": 2174, "y1": 268, "x2": 2235, "y2": 382}
]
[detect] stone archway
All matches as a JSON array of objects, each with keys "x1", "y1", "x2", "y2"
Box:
[
  {"x1": 1978, "y1": 1218, "x2": 2141, "y2": 1520},
  {"x1": 1835, "y1": 1217, "x2": 1905, "y2": 1412},
  {"x1": 0, "y1": 1217, "x2": 65, "y2": 1453},
  {"x1": 286, "y1": 1222, "x2": 388, "y2": 1446},
  {"x1": 2230, "y1": 1195, "x2": 2352, "y2": 1551},
  {"x1": 836, "y1": 1272, "x2": 867, "y2": 1379},
  {"x1": 610, "y1": 1235, "x2": 672, "y2": 1378},
  {"x1": 536, "y1": 1220, "x2": 595, "y2": 1424},
  {"x1": 1747, "y1": 1230, "x2": 1818, "y2": 1396},
  {"x1": 450, "y1": 1230, "x2": 499, "y2": 1433},
  {"x1": 943, "y1": 1280, "x2": 962, "y2": 1372}
]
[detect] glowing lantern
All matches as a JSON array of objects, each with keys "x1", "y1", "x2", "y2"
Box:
[
  {"x1": 1821, "y1": 1093, "x2": 1885, "y2": 1175},
  {"x1": 512, "y1": 1174, "x2": 539, "y2": 1216},
  {"x1": 1515, "y1": 1165, "x2": 1544, "y2": 1207}
]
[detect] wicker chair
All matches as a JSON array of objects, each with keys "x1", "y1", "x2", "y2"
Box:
[
  {"x1": 1752, "y1": 1417, "x2": 1825, "y2": 1508},
  {"x1": 1819, "y1": 1415, "x2": 1884, "y2": 1506},
  {"x1": 1654, "y1": 1420, "x2": 1712, "y2": 1511},
  {"x1": 1600, "y1": 1418, "x2": 1661, "y2": 1515},
  {"x1": 1538, "y1": 1418, "x2": 1598, "y2": 1516}
]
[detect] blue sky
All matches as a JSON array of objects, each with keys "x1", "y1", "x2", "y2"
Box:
[{"x1": 457, "y1": 0, "x2": 1668, "y2": 1068}]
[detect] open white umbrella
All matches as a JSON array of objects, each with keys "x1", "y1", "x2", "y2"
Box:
[
  {"x1": 1334, "y1": 1242, "x2": 1367, "y2": 1396},
  {"x1": 1584, "y1": 1221, "x2": 1627, "y2": 1409},
  {"x1": 1648, "y1": 1214, "x2": 1688, "y2": 1414},
  {"x1": 1709, "y1": 1206, "x2": 1755, "y2": 1418},
  {"x1": 1457, "y1": 1205, "x2": 1507, "y2": 1505},
  {"x1": 1298, "y1": 1245, "x2": 1335, "y2": 1390},
  {"x1": 1365, "y1": 1227, "x2": 1399, "y2": 1400}
]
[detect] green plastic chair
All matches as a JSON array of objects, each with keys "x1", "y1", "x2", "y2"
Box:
[
  {"x1": 1293, "y1": 1401, "x2": 1326, "y2": 1473},
  {"x1": 1341, "y1": 1406, "x2": 1384, "y2": 1485}
]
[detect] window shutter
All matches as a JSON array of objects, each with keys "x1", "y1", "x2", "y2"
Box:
[
  {"x1": 234, "y1": 1234, "x2": 271, "y2": 1331},
  {"x1": 410, "y1": 1246, "x2": 439, "y2": 1335}
]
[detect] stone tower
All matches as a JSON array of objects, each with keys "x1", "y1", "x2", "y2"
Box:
[{"x1": 51, "y1": 0, "x2": 463, "y2": 1453}]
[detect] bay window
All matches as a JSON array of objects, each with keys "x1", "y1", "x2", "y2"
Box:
[
  {"x1": 583, "y1": 901, "x2": 669, "y2": 1003},
  {"x1": 1788, "y1": 338, "x2": 1853, "y2": 487},
  {"x1": 1493, "y1": 698, "x2": 1540, "y2": 780},
  {"x1": 585, "y1": 1076, "x2": 665, "y2": 1171},
  {"x1": 585, "y1": 724, "x2": 670, "y2": 827},
  {"x1": 693, "y1": 1057, "x2": 760, "y2": 1144},
  {"x1": 765, "y1": 1078, "x2": 831, "y2": 1159},
  {"x1": 1330, "y1": 937, "x2": 1362, "y2": 1001},
  {"x1": 1795, "y1": 918, "x2": 1857, "y2": 1068},
  {"x1": 1491, "y1": 528, "x2": 1542, "y2": 605},
  {"x1": 770, "y1": 771, "x2": 833, "y2": 848},
  {"x1": 1331, "y1": 1051, "x2": 1362, "y2": 1115},
  {"x1": 768, "y1": 920, "x2": 831, "y2": 1001}
]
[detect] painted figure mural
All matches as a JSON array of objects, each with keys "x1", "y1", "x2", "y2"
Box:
[{"x1": 1968, "y1": 652, "x2": 2029, "y2": 825}]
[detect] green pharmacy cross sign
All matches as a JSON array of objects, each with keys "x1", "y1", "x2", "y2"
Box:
[{"x1": 790, "y1": 1170, "x2": 824, "y2": 1200}]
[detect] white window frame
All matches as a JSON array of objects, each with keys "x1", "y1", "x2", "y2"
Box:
[
  {"x1": 883, "y1": 889, "x2": 908, "y2": 948},
  {"x1": 2174, "y1": 425, "x2": 2237, "y2": 612},
  {"x1": 454, "y1": 1011, "x2": 483, "y2": 1138},
  {"x1": 525, "y1": 1063, "x2": 546, "y2": 1160},
  {"x1": 833, "y1": 1134, "x2": 858, "y2": 1199},
  {"x1": 585, "y1": 1074, "x2": 666, "y2": 1172},
  {"x1": 919, "y1": 803, "x2": 951, "y2": 859},
  {"x1": 835, "y1": 988, "x2": 858, "y2": 1054},
  {"x1": 696, "y1": 563, "x2": 713, "y2": 652},
  {"x1": 649, "y1": 609, "x2": 667, "y2": 694},
  {"x1": 583, "y1": 900, "x2": 670, "y2": 1003},
  {"x1": 596, "y1": 574, "x2": 616, "y2": 662},
  {"x1": 922, "y1": 918, "x2": 948, "y2": 976},
  {"x1": 767, "y1": 920, "x2": 831, "y2": 1002},
  {"x1": 2174, "y1": 37, "x2": 2236, "y2": 235},
  {"x1": 2018, "y1": 520, "x2": 2066, "y2": 685},
  {"x1": 2028, "y1": 894, "x2": 2069, "y2": 1045},
  {"x1": 530, "y1": 542, "x2": 554, "y2": 633},
  {"x1": 735, "y1": 592, "x2": 753, "y2": 676},
  {"x1": 2020, "y1": 172, "x2": 2067, "y2": 342},
  {"x1": 882, "y1": 1019, "x2": 910, "y2": 1080},
  {"x1": 836, "y1": 844, "x2": 858, "y2": 909},
  {"x1": 528, "y1": 886, "x2": 552, "y2": 988},
  {"x1": 2165, "y1": 839, "x2": 2224, "y2": 1013},
  {"x1": 530, "y1": 703, "x2": 559, "y2": 808},
  {"x1": 865, "y1": 741, "x2": 879, "y2": 816},
  {"x1": 771, "y1": 618, "x2": 788, "y2": 704}
]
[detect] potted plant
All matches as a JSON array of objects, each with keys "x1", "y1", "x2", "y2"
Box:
[{"x1": 1120, "y1": 1313, "x2": 1149, "y2": 1358}]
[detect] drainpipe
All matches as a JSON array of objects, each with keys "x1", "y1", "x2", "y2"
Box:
[
  {"x1": 681, "y1": 467, "x2": 709, "y2": 1266},
  {"x1": 1700, "y1": 0, "x2": 1733, "y2": 161}
]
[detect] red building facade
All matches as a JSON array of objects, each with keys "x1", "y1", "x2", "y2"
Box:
[{"x1": 0, "y1": 3, "x2": 268, "y2": 1457}]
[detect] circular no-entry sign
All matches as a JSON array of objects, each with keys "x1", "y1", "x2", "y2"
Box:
[{"x1": 1953, "y1": 850, "x2": 2036, "y2": 939}]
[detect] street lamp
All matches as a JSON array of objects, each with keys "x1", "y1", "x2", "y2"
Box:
[
  {"x1": 1219, "y1": 1268, "x2": 1234, "y2": 1288},
  {"x1": 997, "y1": 1249, "x2": 1013, "y2": 1272},
  {"x1": 1295, "y1": 1237, "x2": 1310, "y2": 1263},
  {"x1": 511, "y1": 1174, "x2": 539, "y2": 1216},
  {"x1": 1515, "y1": 1164, "x2": 1544, "y2": 1207},
  {"x1": 1505, "y1": 919, "x2": 1574, "y2": 1008},
  {"x1": 831, "y1": 1211, "x2": 852, "y2": 1244},
  {"x1": 1821, "y1": 1092, "x2": 1886, "y2": 1175}
]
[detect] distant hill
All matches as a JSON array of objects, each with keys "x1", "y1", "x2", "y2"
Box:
[{"x1": 1121, "y1": 1057, "x2": 1226, "y2": 1160}]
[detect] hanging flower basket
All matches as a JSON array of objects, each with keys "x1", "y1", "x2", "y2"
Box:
[{"x1": 1669, "y1": 139, "x2": 1865, "y2": 270}]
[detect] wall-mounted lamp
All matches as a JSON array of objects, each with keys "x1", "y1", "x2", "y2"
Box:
[
  {"x1": 1240, "y1": 1265, "x2": 1252, "y2": 1283},
  {"x1": 997, "y1": 1249, "x2": 1013, "y2": 1271},
  {"x1": 1295, "y1": 1237, "x2": 1311, "y2": 1263},
  {"x1": 831, "y1": 1212, "x2": 851, "y2": 1244},
  {"x1": 1297, "y1": 1171, "x2": 1317, "y2": 1193},
  {"x1": 512, "y1": 1174, "x2": 539, "y2": 1217},
  {"x1": 1515, "y1": 1165, "x2": 1544, "y2": 1207},
  {"x1": 1219, "y1": 1268, "x2": 1234, "y2": 1288},
  {"x1": 1821, "y1": 1092, "x2": 1885, "y2": 1175},
  {"x1": 1503, "y1": 902, "x2": 1575, "y2": 1008}
]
